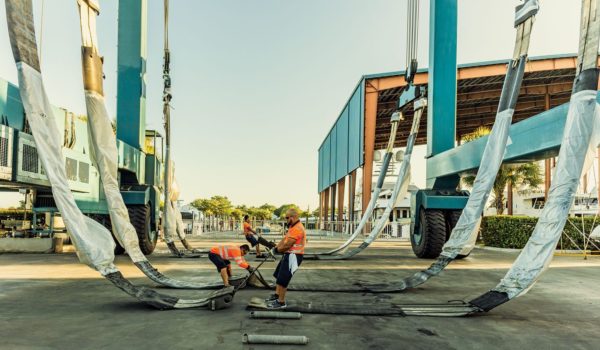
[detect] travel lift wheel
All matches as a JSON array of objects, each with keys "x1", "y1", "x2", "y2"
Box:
[
  {"x1": 411, "y1": 209, "x2": 446, "y2": 258},
  {"x1": 128, "y1": 204, "x2": 157, "y2": 255},
  {"x1": 444, "y1": 209, "x2": 469, "y2": 259}
]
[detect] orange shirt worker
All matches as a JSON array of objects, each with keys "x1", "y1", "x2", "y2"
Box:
[
  {"x1": 208, "y1": 244, "x2": 254, "y2": 287},
  {"x1": 243, "y1": 215, "x2": 263, "y2": 256},
  {"x1": 266, "y1": 208, "x2": 306, "y2": 309}
]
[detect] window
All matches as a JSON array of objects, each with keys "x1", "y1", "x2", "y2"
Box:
[{"x1": 22, "y1": 144, "x2": 39, "y2": 173}]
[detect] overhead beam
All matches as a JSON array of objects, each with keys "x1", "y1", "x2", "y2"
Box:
[
  {"x1": 376, "y1": 85, "x2": 573, "y2": 112},
  {"x1": 456, "y1": 82, "x2": 574, "y2": 102},
  {"x1": 425, "y1": 95, "x2": 600, "y2": 182},
  {"x1": 365, "y1": 56, "x2": 591, "y2": 95},
  {"x1": 453, "y1": 97, "x2": 572, "y2": 117}
]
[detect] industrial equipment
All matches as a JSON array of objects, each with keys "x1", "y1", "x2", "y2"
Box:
[{"x1": 0, "y1": 1, "x2": 164, "y2": 255}]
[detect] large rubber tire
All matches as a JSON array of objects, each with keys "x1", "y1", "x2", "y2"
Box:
[
  {"x1": 444, "y1": 210, "x2": 462, "y2": 240},
  {"x1": 444, "y1": 209, "x2": 469, "y2": 259},
  {"x1": 128, "y1": 205, "x2": 156, "y2": 255},
  {"x1": 411, "y1": 209, "x2": 446, "y2": 259}
]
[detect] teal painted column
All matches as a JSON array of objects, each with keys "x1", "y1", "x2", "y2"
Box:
[
  {"x1": 116, "y1": 0, "x2": 147, "y2": 150},
  {"x1": 426, "y1": 0, "x2": 458, "y2": 189}
]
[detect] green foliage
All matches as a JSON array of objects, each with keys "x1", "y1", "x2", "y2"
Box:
[
  {"x1": 311, "y1": 207, "x2": 333, "y2": 217},
  {"x1": 480, "y1": 216, "x2": 599, "y2": 249},
  {"x1": 230, "y1": 208, "x2": 244, "y2": 220},
  {"x1": 0, "y1": 209, "x2": 29, "y2": 216},
  {"x1": 189, "y1": 197, "x2": 296, "y2": 221},
  {"x1": 461, "y1": 127, "x2": 543, "y2": 214},
  {"x1": 274, "y1": 204, "x2": 304, "y2": 219},
  {"x1": 259, "y1": 203, "x2": 276, "y2": 213},
  {"x1": 235, "y1": 203, "x2": 274, "y2": 220},
  {"x1": 190, "y1": 196, "x2": 233, "y2": 217},
  {"x1": 460, "y1": 126, "x2": 491, "y2": 143},
  {"x1": 247, "y1": 207, "x2": 272, "y2": 220}
]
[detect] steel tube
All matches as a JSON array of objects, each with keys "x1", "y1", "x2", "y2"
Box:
[
  {"x1": 242, "y1": 334, "x2": 309, "y2": 345},
  {"x1": 249, "y1": 311, "x2": 302, "y2": 319}
]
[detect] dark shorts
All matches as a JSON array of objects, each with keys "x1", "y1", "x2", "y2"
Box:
[
  {"x1": 273, "y1": 253, "x2": 303, "y2": 288},
  {"x1": 208, "y1": 252, "x2": 231, "y2": 272},
  {"x1": 245, "y1": 234, "x2": 259, "y2": 247}
]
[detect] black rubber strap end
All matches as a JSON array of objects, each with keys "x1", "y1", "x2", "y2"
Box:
[
  {"x1": 573, "y1": 68, "x2": 599, "y2": 94},
  {"x1": 469, "y1": 291, "x2": 510, "y2": 312}
]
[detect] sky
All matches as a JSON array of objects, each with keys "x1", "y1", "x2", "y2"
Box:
[{"x1": 0, "y1": 0, "x2": 581, "y2": 209}]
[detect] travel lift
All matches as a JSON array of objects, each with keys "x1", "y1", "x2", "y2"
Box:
[
  {"x1": 303, "y1": 0, "x2": 424, "y2": 261},
  {"x1": 76, "y1": 0, "x2": 246, "y2": 290},
  {"x1": 274, "y1": 0, "x2": 538, "y2": 292},
  {"x1": 5, "y1": 0, "x2": 238, "y2": 309},
  {"x1": 250, "y1": 0, "x2": 600, "y2": 316},
  {"x1": 5, "y1": 0, "x2": 599, "y2": 316}
]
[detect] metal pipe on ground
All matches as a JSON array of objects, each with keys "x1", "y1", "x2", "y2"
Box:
[
  {"x1": 242, "y1": 334, "x2": 309, "y2": 345},
  {"x1": 249, "y1": 311, "x2": 302, "y2": 319}
]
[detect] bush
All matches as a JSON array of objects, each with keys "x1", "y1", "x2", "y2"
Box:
[{"x1": 480, "y1": 215, "x2": 600, "y2": 250}]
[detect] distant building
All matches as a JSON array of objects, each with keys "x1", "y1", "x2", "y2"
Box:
[{"x1": 178, "y1": 204, "x2": 203, "y2": 235}]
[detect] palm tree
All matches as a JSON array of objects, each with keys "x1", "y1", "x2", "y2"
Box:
[{"x1": 461, "y1": 127, "x2": 542, "y2": 215}]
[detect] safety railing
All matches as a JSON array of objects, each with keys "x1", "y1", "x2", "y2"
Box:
[
  {"x1": 196, "y1": 218, "x2": 411, "y2": 241},
  {"x1": 312, "y1": 220, "x2": 411, "y2": 240}
]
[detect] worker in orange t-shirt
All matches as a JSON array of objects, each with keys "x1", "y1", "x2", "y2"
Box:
[
  {"x1": 209, "y1": 244, "x2": 254, "y2": 287},
  {"x1": 265, "y1": 208, "x2": 306, "y2": 309},
  {"x1": 243, "y1": 215, "x2": 264, "y2": 257}
]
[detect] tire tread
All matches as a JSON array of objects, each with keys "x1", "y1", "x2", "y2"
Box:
[{"x1": 128, "y1": 205, "x2": 156, "y2": 255}]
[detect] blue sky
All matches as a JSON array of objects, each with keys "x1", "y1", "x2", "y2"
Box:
[{"x1": 0, "y1": 1, "x2": 580, "y2": 209}]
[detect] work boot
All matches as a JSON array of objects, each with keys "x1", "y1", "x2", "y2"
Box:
[
  {"x1": 266, "y1": 299, "x2": 287, "y2": 310},
  {"x1": 264, "y1": 293, "x2": 278, "y2": 303}
]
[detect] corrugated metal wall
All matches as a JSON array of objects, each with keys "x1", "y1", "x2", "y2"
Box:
[{"x1": 318, "y1": 80, "x2": 364, "y2": 192}]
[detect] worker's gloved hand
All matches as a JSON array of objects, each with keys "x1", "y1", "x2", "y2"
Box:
[
  {"x1": 270, "y1": 247, "x2": 280, "y2": 256},
  {"x1": 247, "y1": 266, "x2": 256, "y2": 273}
]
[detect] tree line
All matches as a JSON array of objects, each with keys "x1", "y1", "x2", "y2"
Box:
[{"x1": 190, "y1": 196, "x2": 318, "y2": 220}]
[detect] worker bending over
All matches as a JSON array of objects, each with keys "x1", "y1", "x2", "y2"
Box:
[
  {"x1": 266, "y1": 208, "x2": 306, "y2": 309},
  {"x1": 243, "y1": 215, "x2": 264, "y2": 257},
  {"x1": 209, "y1": 244, "x2": 255, "y2": 287}
]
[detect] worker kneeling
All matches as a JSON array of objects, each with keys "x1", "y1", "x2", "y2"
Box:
[
  {"x1": 209, "y1": 244, "x2": 255, "y2": 287},
  {"x1": 266, "y1": 208, "x2": 306, "y2": 309}
]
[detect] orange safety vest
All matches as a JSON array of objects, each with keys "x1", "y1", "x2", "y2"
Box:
[
  {"x1": 285, "y1": 221, "x2": 306, "y2": 254},
  {"x1": 210, "y1": 245, "x2": 249, "y2": 269},
  {"x1": 243, "y1": 221, "x2": 252, "y2": 235}
]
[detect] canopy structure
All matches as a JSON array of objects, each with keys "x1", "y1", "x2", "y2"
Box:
[{"x1": 318, "y1": 54, "x2": 598, "y2": 222}]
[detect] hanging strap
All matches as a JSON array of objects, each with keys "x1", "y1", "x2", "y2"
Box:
[{"x1": 405, "y1": 0, "x2": 419, "y2": 83}]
